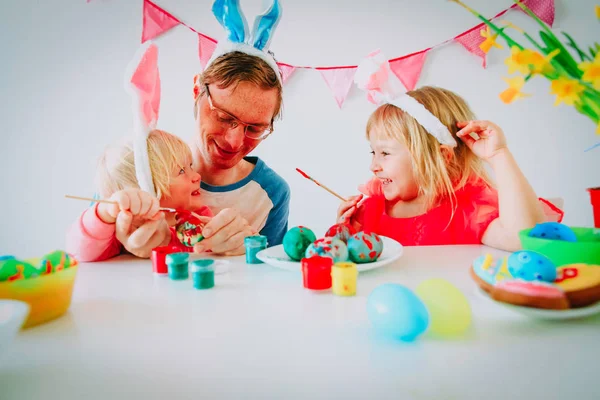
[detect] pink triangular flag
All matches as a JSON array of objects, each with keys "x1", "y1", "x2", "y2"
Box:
[
  {"x1": 277, "y1": 63, "x2": 296, "y2": 85},
  {"x1": 388, "y1": 50, "x2": 429, "y2": 91},
  {"x1": 318, "y1": 67, "x2": 357, "y2": 108},
  {"x1": 198, "y1": 34, "x2": 218, "y2": 71},
  {"x1": 130, "y1": 44, "x2": 160, "y2": 127},
  {"x1": 521, "y1": 0, "x2": 555, "y2": 27},
  {"x1": 141, "y1": 0, "x2": 180, "y2": 43},
  {"x1": 455, "y1": 24, "x2": 487, "y2": 68}
]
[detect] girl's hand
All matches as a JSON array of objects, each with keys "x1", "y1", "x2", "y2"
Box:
[
  {"x1": 336, "y1": 195, "x2": 364, "y2": 231},
  {"x1": 456, "y1": 120, "x2": 508, "y2": 161},
  {"x1": 97, "y1": 189, "x2": 162, "y2": 224}
]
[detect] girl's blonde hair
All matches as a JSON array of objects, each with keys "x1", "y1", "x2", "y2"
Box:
[
  {"x1": 95, "y1": 129, "x2": 192, "y2": 199},
  {"x1": 366, "y1": 86, "x2": 492, "y2": 210}
]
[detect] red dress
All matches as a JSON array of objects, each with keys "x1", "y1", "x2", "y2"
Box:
[{"x1": 354, "y1": 178, "x2": 563, "y2": 246}]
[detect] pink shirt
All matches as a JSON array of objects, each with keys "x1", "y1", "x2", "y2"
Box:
[
  {"x1": 355, "y1": 178, "x2": 564, "y2": 246},
  {"x1": 66, "y1": 204, "x2": 213, "y2": 262}
]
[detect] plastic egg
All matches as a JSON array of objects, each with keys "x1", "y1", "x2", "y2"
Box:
[
  {"x1": 528, "y1": 222, "x2": 577, "y2": 242},
  {"x1": 415, "y1": 279, "x2": 471, "y2": 337},
  {"x1": 507, "y1": 250, "x2": 557, "y2": 282},
  {"x1": 305, "y1": 237, "x2": 348, "y2": 263},
  {"x1": 347, "y1": 231, "x2": 384, "y2": 263},
  {"x1": 366, "y1": 283, "x2": 429, "y2": 341},
  {"x1": 283, "y1": 226, "x2": 317, "y2": 261},
  {"x1": 324, "y1": 223, "x2": 357, "y2": 244}
]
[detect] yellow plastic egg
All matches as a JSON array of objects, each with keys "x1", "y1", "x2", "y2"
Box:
[{"x1": 415, "y1": 278, "x2": 472, "y2": 337}]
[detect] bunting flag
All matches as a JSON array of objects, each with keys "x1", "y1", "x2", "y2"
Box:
[
  {"x1": 277, "y1": 63, "x2": 296, "y2": 85},
  {"x1": 317, "y1": 67, "x2": 357, "y2": 108},
  {"x1": 116, "y1": 0, "x2": 558, "y2": 108},
  {"x1": 141, "y1": 0, "x2": 181, "y2": 43},
  {"x1": 522, "y1": 0, "x2": 555, "y2": 27},
  {"x1": 455, "y1": 24, "x2": 488, "y2": 68},
  {"x1": 389, "y1": 50, "x2": 429, "y2": 91},
  {"x1": 197, "y1": 34, "x2": 217, "y2": 71}
]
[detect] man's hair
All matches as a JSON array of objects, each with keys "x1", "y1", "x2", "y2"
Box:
[{"x1": 194, "y1": 51, "x2": 283, "y2": 120}]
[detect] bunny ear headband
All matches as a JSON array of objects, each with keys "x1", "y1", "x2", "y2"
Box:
[
  {"x1": 125, "y1": 41, "x2": 161, "y2": 197},
  {"x1": 354, "y1": 50, "x2": 457, "y2": 148},
  {"x1": 205, "y1": 0, "x2": 283, "y2": 83}
]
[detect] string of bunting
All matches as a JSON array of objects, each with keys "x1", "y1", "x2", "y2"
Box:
[{"x1": 97, "y1": 0, "x2": 556, "y2": 108}]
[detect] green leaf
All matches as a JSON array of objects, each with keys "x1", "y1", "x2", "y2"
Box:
[
  {"x1": 539, "y1": 31, "x2": 581, "y2": 78},
  {"x1": 562, "y1": 32, "x2": 591, "y2": 62},
  {"x1": 590, "y1": 46, "x2": 597, "y2": 59}
]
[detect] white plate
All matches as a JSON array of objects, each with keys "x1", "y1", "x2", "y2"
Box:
[
  {"x1": 475, "y1": 288, "x2": 600, "y2": 320},
  {"x1": 256, "y1": 236, "x2": 403, "y2": 273}
]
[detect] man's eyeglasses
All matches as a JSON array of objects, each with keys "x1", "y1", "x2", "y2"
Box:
[{"x1": 205, "y1": 84, "x2": 273, "y2": 140}]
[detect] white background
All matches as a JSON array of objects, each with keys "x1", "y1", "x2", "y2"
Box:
[{"x1": 1, "y1": 0, "x2": 599, "y2": 257}]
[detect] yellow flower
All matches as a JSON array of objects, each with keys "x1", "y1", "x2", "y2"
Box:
[
  {"x1": 579, "y1": 52, "x2": 600, "y2": 89},
  {"x1": 505, "y1": 47, "x2": 558, "y2": 75},
  {"x1": 596, "y1": 5, "x2": 600, "y2": 20},
  {"x1": 597, "y1": 122, "x2": 600, "y2": 135},
  {"x1": 479, "y1": 26, "x2": 503, "y2": 54},
  {"x1": 550, "y1": 77, "x2": 585, "y2": 106},
  {"x1": 505, "y1": 47, "x2": 531, "y2": 74},
  {"x1": 499, "y1": 76, "x2": 530, "y2": 104},
  {"x1": 500, "y1": 20, "x2": 524, "y2": 34},
  {"x1": 528, "y1": 49, "x2": 560, "y2": 75}
]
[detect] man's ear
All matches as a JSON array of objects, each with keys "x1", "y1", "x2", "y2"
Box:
[{"x1": 440, "y1": 144, "x2": 454, "y2": 163}]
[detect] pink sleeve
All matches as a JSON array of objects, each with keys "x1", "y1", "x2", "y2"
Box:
[
  {"x1": 458, "y1": 182, "x2": 500, "y2": 243},
  {"x1": 461, "y1": 182, "x2": 566, "y2": 242},
  {"x1": 65, "y1": 204, "x2": 123, "y2": 262}
]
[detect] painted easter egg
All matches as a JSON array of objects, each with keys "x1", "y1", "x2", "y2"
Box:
[
  {"x1": 507, "y1": 250, "x2": 557, "y2": 282},
  {"x1": 175, "y1": 211, "x2": 205, "y2": 247},
  {"x1": 347, "y1": 231, "x2": 384, "y2": 263},
  {"x1": 283, "y1": 226, "x2": 317, "y2": 261},
  {"x1": 305, "y1": 237, "x2": 349, "y2": 263},
  {"x1": 528, "y1": 222, "x2": 577, "y2": 242},
  {"x1": 367, "y1": 283, "x2": 429, "y2": 342},
  {"x1": 324, "y1": 223, "x2": 357, "y2": 244}
]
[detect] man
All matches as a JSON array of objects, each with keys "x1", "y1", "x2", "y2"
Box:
[{"x1": 117, "y1": 0, "x2": 290, "y2": 257}]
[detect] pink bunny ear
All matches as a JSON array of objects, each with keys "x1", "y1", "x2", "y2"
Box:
[
  {"x1": 125, "y1": 42, "x2": 161, "y2": 197},
  {"x1": 130, "y1": 43, "x2": 160, "y2": 128}
]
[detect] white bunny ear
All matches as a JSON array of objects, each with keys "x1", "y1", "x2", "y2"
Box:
[
  {"x1": 125, "y1": 41, "x2": 161, "y2": 196},
  {"x1": 212, "y1": 0, "x2": 250, "y2": 44},
  {"x1": 251, "y1": 0, "x2": 282, "y2": 51}
]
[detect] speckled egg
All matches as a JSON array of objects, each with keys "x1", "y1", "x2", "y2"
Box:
[
  {"x1": 305, "y1": 237, "x2": 349, "y2": 263},
  {"x1": 283, "y1": 226, "x2": 317, "y2": 261},
  {"x1": 347, "y1": 231, "x2": 384, "y2": 263},
  {"x1": 507, "y1": 250, "x2": 557, "y2": 282},
  {"x1": 324, "y1": 223, "x2": 357, "y2": 244},
  {"x1": 528, "y1": 222, "x2": 578, "y2": 242}
]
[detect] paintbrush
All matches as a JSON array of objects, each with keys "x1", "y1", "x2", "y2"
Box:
[
  {"x1": 295, "y1": 168, "x2": 348, "y2": 202},
  {"x1": 65, "y1": 195, "x2": 177, "y2": 213}
]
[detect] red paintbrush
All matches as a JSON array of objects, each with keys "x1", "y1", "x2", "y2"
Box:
[{"x1": 296, "y1": 168, "x2": 348, "y2": 202}]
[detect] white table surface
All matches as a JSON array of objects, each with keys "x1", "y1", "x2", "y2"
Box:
[{"x1": 2, "y1": 245, "x2": 600, "y2": 400}]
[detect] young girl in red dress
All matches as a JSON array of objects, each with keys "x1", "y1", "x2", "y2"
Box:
[{"x1": 339, "y1": 53, "x2": 562, "y2": 251}]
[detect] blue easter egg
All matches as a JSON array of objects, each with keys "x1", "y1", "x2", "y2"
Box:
[
  {"x1": 367, "y1": 283, "x2": 429, "y2": 341},
  {"x1": 507, "y1": 250, "x2": 557, "y2": 282},
  {"x1": 0, "y1": 255, "x2": 15, "y2": 261},
  {"x1": 528, "y1": 222, "x2": 577, "y2": 242},
  {"x1": 347, "y1": 231, "x2": 384, "y2": 263}
]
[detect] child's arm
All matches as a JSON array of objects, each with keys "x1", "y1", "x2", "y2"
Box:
[
  {"x1": 65, "y1": 203, "x2": 123, "y2": 262},
  {"x1": 66, "y1": 189, "x2": 165, "y2": 261},
  {"x1": 457, "y1": 120, "x2": 545, "y2": 251}
]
